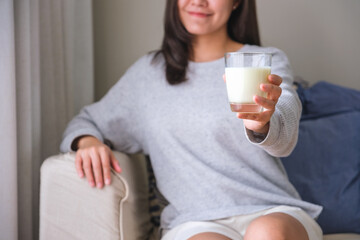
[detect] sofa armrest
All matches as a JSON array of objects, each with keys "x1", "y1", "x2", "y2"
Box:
[{"x1": 40, "y1": 151, "x2": 151, "y2": 240}]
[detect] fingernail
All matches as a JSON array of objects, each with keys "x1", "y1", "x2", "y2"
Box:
[
  {"x1": 90, "y1": 181, "x2": 95, "y2": 187},
  {"x1": 97, "y1": 182, "x2": 103, "y2": 188},
  {"x1": 105, "y1": 179, "x2": 111, "y2": 185}
]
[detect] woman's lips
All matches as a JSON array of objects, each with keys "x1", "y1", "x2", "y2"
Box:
[{"x1": 188, "y1": 11, "x2": 211, "y2": 18}]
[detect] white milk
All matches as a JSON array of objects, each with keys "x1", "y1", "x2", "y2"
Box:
[{"x1": 225, "y1": 67, "x2": 271, "y2": 104}]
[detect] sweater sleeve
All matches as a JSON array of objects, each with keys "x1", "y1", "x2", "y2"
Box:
[
  {"x1": 60, "y1": 56, "x2": 147, "y2": 154},
  {"x1": 245, "y1": 48, "x2": 302, "y2": 157}
]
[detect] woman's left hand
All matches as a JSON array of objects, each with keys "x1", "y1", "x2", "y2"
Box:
[{"x1": 237, "y1": 74, "x2": 282, "y2": 134}]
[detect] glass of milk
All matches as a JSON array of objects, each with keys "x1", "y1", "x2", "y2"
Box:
[{"x1": 224, "y1": 52, "x2": 272, "y2": 113}]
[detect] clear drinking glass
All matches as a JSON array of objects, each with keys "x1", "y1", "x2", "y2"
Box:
[{"x1": 224, "y1": 52, "x2": 272, "y2": 113}]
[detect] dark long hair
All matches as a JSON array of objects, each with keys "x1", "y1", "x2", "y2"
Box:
[{"x1": 154, "y1": 0, "x2": 261, "y2": 85}]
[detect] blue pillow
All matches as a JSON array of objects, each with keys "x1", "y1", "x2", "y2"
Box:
[{"x1": 281, "y1": 81, "x2": 360, "y2": 234}]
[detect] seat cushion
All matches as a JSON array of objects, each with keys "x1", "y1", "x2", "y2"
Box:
[
  {"x1": 281, "y1": 81, "x2": 360, "y2": 234},
  {"x1": 323, "y1": 233, "x2": 360, "y2": 240}
]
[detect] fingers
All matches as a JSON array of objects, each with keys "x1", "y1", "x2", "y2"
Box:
[
  {"x1": 237, "y1": 110, "x2": 272, "y2": 134},
  {"x1": 254, "y1": 95, "x2": 276, "y2": 110},
  {"x1": 236, "y1": 95, "x2": 275, "y2": 126},
  {"x1": 82, "y1": 153, "x2": 96, "y2": 188},
  {"x1": 110, "y1": 153, "x2": 122, "y2": 173},
  {"x1": 261, "y1": 83, "x2": 282, "y2": 101},
  {"x1": 237, "y1": 93, "x2": 276, "y2": 134},
  {"x1": 237, "y1": 110, "x2": 273, "y2": 123},
  {"x1": 75, "y1": 145, "x2": 121, "y2": 189},
  {"x1": 268, "y1": 74, "x2": 282, "y2": 86},
  {"x1": 233, "y1": 74, "x2": 283, "y2": 134},
  {"x1": 259, "y1": 74, "x2": 282, "y2": 104},
  {"x1": 75, "y1": 153, "x2": 84, "y2": 178},
  {"x1": 90, "y1": 150, "x2": 104, "y2": 188},
  {"x1": 99, "y1": 149, "x2": 111, "y2": 185}
]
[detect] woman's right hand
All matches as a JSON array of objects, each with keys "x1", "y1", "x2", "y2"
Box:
[{"x1": 75, "y1": 136, "x2": 122, "y2": 188}]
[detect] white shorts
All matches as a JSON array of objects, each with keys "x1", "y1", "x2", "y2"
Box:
[{"x1": 161, "y1": 205, "x2": 323, "y2": 240}]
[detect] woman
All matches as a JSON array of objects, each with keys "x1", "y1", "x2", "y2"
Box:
[{"x1": 61, "y1": 0, "x2": 323, "y2": 239}]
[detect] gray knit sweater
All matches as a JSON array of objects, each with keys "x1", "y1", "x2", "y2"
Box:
[{"x1": 60, "y1": 44, "x2": 322, "y2": 229}]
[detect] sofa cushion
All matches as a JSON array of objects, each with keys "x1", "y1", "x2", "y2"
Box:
[
  {"x1": 281, "y1": 81, "x2": 360, "y2": 234},
  {"x1": 323, "y1": 233, "x2": 360, "y2": 240}
]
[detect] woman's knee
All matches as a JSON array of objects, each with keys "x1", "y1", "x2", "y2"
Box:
[
  {"x1": 187, "y1": 232, "x2": 232, "y2": 240},
  {"x1": 244, "y1": 212, "x2": 309, "y2": 240}
]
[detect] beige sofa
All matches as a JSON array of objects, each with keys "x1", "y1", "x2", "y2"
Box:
[{"x1": 39, "y1": 152, "x2": 360, "y2": 240}]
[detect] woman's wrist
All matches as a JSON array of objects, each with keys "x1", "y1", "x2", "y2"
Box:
[
  {"x1": 255, "y1": 122, "x2": 270, "y2": 135},
  {"x1": 72, "y1": 135, "x2": 101, "y2": 150}
]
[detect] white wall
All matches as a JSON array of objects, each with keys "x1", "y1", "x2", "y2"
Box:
[
  {"x1": 257, "y1": 0, "x2": 360, "y2": 90},
  {"x1": 93, "y1": 0, "x2": 360, "y2": 100}
]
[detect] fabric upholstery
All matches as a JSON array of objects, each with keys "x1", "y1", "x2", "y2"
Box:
[
  {"x1": 39, "y1": 151, "x2": 360, "y2": 239},
  {"x1": 40, "y1": 151, "x2": 152, "y2": 240},
  {"x1": 323, "y1": 234, "x2": 360, "y2": 240},
  {"x1": 281, "y1": 81, "x2": 360, "y2": 234}
]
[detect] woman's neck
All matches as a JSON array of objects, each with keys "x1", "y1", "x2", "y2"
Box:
[{"x1": 191, "y1": 29, "x2": 243, "y2": 62}]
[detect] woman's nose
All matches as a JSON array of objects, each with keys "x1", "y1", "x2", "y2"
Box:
[{"x1": 190, "y1": 0, "x2": 208, "y2": 7}]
